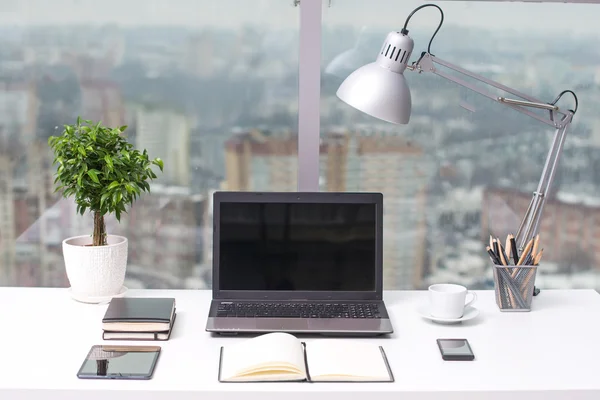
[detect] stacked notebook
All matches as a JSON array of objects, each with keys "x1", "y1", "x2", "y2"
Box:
[{"x1": 102, "y1": 297, "x2": 176, "y2": 340}]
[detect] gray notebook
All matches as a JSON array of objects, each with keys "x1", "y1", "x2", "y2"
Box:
[
  {"x1": 102, "y1": 297, "x2": 176, "y2": 332},
  {"x1": 218, "y1": 332, "x2": 393, "y2": 383}
]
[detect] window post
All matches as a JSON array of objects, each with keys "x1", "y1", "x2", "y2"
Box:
[{"x1": 297, "y1": 0, "x2": 322, "y2": 191}]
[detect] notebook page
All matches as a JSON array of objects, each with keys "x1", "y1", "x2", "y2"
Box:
[
  {"x1": 220, "y1": 332, "x2": 306, "y2": 380},
  {"x1": 306, "y1": 340, "x2": 390, "y2": 381}
]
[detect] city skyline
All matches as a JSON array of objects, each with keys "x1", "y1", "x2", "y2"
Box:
[
  {"x1": 0, "y1": 8, "x2": 599, "y2": 291},
  {"x1": 0, "y1": 0, "x2": 598, "y2": 35}
]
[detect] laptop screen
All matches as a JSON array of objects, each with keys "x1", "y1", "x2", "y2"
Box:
[{"x1": 218, "y1": 201, "x2": 376, "y2": 291}]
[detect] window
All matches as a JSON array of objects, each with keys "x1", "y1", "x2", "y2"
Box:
[
  {"x1": 321, "y1": 0, "x2": 600, "y2": 289},
  {"x1": 2, "y1": 0, "x2": 598, "y2": 292},
  {"x1": 0, "y1": 0, "x2": 299, "y2": 288}
]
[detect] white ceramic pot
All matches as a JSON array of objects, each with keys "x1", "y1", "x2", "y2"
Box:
[{"x1": 62, "y1": 234, "x2": 128, "y2": 302}]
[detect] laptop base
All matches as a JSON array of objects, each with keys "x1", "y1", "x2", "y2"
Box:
[
  {"x1": 206, "y1": 317, "x2": 393, "y2": 336},
  {"x1": 211, "y1": 330, "x2": 391, "y2": 337},
  {"x1": 206, "y1": 299, "x2": 393, "y2": 336}
]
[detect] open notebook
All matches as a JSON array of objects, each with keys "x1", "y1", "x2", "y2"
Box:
[{"x1": 218, "y1": 332, "x2": 393, "y2": 382}]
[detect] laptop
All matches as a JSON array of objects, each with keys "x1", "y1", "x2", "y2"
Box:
[{"x1": 206, "y1": 191, "x2": 393, "y2": 336}]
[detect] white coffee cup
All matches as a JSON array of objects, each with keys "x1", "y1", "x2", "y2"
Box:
[{"x1": 428, "y1": 284, "x2": 477, "y2": 319}]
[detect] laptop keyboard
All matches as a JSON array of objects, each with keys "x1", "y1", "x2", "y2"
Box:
[{"x1": 216, "y1": 302, "x2": 381, "y2": 319}]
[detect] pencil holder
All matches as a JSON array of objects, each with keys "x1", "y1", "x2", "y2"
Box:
[{"x1": 492, "y1": 265, "x2": 537, "y2": 312}]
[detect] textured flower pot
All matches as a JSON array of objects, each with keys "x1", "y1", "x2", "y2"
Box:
[{"x1": 63, "y1": 234, "x2": 128, "y2": 302}]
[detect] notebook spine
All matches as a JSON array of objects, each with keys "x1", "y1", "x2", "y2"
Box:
[
  {"x1": 302, "y1": 342, "x2": 312, "y2": 382},
  {"x1": 379, "y1": 346, "x2": 394, "y2": 383}
]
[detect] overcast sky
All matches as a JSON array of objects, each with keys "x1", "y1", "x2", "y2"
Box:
[{"x1": 0, "y1": 0, "x2": 598, "y2": 34}]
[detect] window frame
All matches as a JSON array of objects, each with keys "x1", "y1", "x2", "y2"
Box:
[{"x1": 297, "y1": 0, "x2": 323, "y2": 191}]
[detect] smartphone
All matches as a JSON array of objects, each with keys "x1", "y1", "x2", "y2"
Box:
[
  {"x1": 77, "y1": 345, "x2": 161, "y2": 380},
  {"x1": 436, "y1": 339, "x2": 475, "y2": 361}
]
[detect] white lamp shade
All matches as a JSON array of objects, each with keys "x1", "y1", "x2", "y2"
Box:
[
  {"x1": 335, "y1": 31, "x2": 415, "y2": 125},
  {"x1": 336, "y1": 62, "x2": 412, "y2": 124}
]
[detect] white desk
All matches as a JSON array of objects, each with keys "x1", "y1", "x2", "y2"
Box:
[{"x1": 0, "y1": 288, "x2": 599, "y2": 400}]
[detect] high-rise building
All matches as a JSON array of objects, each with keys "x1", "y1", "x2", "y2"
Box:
[
  {"x1": 136, "y1": 107, "x2": 191, "y2": 187},
  {"x1": 79, "y1": 80, "x2": 125, "y2": 128},
  {"x1": 224, "y1": 130, "x2": 300, "y2": 192},
  {"x1": 224, "y1": 130, "x2": 432, "y2": 288},
  {"x1": 102, "y1": 25, "x2": 126, "y2": 67},
  {"x1": 9, "y1": 140, "x2": 64, "y2": 287},
  {"x1": 0, "y1": 82, "x2": 38, "y2": 147},
  {"x1": 0, "y1": 82, "x2": 44, "y2": 284},
  {"x1": 334, "y1": 133, "x2": 432, "y2": 289},
  {"x1": 126, "y1": 186, "x2": 198, "y2": 286},
  {"x1": 0, "y1": 155, "x2": 16, "y2": 284},
  {"x1": 185, "y1": 32, "x2": 214, "y2": 78}
]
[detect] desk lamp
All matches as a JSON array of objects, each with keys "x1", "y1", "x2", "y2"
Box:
[{"x1": 336, "y1": 3, "x2": 578, "y2": 250}]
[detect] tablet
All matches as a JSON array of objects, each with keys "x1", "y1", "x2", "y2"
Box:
[{"x1": 77, "y1": 345, "x2": 161, "y2": 380}]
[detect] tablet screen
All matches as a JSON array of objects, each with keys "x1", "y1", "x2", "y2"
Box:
[{"x1": 77, "y1": 345, "x2": 161, "y2": 379}]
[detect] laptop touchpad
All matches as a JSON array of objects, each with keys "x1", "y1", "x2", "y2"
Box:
[{"x1": 255, "y1": 318, "x2": 309, "y2": 331}]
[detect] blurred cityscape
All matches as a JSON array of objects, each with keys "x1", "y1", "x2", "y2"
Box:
[{"x1": 1, "y1": 1, "x2": 599, "y2": 290}]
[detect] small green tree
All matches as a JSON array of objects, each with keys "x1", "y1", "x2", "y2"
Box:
[{"x1": 48, "y1": 117, "x2": 163, "y2": 246}]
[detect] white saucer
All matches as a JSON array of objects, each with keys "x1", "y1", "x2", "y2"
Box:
[
  {"x1": 417, "y1": 305, "x2": 479, "y2": 324},
  {"x1": 68, "y1": 286, "x2": 128, "y2": 304}
]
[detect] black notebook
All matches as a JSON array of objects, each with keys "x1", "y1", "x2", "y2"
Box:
[
  {"x1": 102, "y1": 297, "x2": 176, "y2": 332},
  {"x1": 218, "y1": 332, "x2": 393, "y2": 383},
  {"x1": 103, "y1": 313, "x2": 177, "y2": 341}
]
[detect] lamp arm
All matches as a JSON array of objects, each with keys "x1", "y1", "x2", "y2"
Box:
[
  {"x1": 515, "y1": 121, "x2": 571, "y2": 250},
  {"x1": 410, "y1": 52, "x2": 576, "y2": 250},
  {"x1": 411, "y1": 53, "x2": 572, "y2": 129}
]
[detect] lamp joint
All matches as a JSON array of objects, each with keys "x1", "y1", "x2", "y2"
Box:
[{"x1": 414, "y1": 52, "x2": 435, "y2": 74}]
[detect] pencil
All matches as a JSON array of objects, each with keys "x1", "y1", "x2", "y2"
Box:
[
  {"x1": 498, "y1": 238, "x2": 509, "y2": 266},
  {"x1": 532, "y1": 234, "x2": 540, "y2": 259},
  {"x1": 533, "y1": 248, "x2": 544, "y2": 265},
  {"x1": 498, "y1": 243, "x2": 508, "y2": 266},
  {"x1": 517, "y1": 238, "x2": 534, "y2": 266},
  {"x1": 509, "y1": 235, "x2": 519, "y2": 265},
  {"x1": 486, "y1": 246, "x2": 501, "y2": 265},
  {"x1": 505, "y1": 235, "x2": 512, "y2": 265},
  {"x1": 493, "y1": 239, "x2": 501, "y2": 263}
]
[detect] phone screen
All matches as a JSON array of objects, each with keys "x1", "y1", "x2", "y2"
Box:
[
  {"x1": 77, "y1": 345, "x2": 161, "y2": 379},
  {"x1": 437, "y1": 339, "x2": 474, "y2": 360}
]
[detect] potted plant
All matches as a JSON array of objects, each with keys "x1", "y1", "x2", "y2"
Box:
[{"x1": 48, "y1": 117, "x2": 163, "y2": 303}]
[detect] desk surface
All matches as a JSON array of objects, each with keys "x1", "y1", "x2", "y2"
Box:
[{"x1": 0, "y1": 288, "x2": 599, "y2": 400}]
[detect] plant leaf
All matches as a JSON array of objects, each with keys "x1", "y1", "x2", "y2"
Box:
[
  {"x1": 104, "y1": 155, "x2": 114, "y2": 170},
  {"x1": 87, "y1": 169, "x2": 100, "y2": 183},
  {"x1": 107, "y1": 181, "x2": 120, "y2": 190},
  {"x1": 100, "y1": 193, "x2": 109, "y2": 210},
  {"x1": 153, "y1": 158, "x2": 164, "y2": 171}
]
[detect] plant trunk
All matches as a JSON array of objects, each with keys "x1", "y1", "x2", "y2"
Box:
[{"x1": 93, "y1": 211, "x2": 107, "y2": 246}]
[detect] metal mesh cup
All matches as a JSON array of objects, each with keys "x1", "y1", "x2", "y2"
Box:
[{"x1": 492, "y1": 265, "x2": 537, "y2": 312}]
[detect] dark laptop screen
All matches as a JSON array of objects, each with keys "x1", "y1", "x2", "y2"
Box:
[{"x1": 218, "y1": 202, "x2": 376, "y2": 291}]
